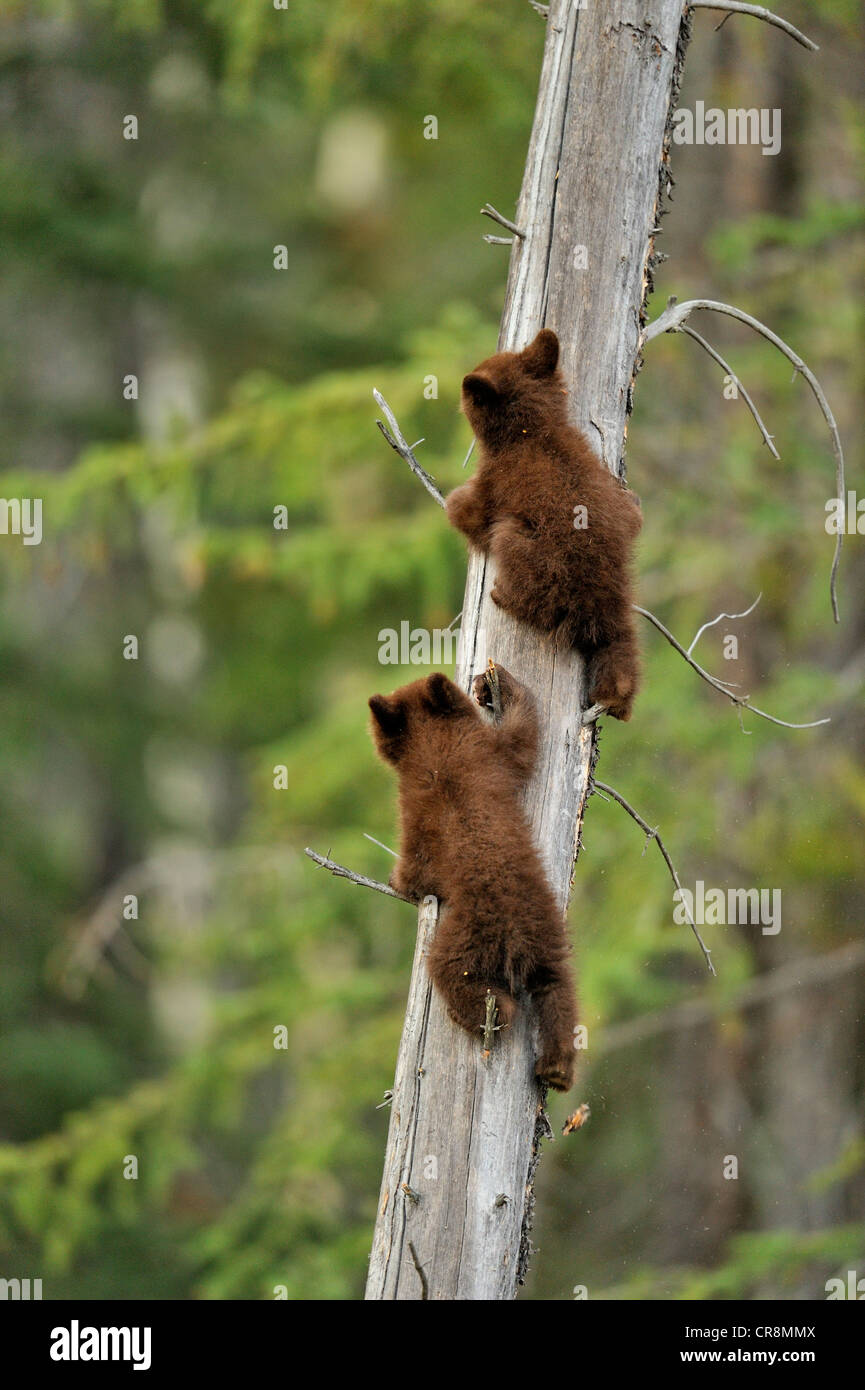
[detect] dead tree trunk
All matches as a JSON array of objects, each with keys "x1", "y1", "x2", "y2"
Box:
[{"x1": 365, "y1": 0, "x2": 691, "y2": 1300}]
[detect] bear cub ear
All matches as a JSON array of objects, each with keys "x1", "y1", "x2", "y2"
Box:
[
  {"x1": 368, "y1": 694, "x2": 406, "y2": 738},
  {"x1": 461, "y1": 372, "x2": 498, "y2": 411},
  {"x1": 519, "y1": 327, "x2": 559, "y2": 378},
  {"x1": 423, "y1": 673, "x2": 468, "y2": 716}
]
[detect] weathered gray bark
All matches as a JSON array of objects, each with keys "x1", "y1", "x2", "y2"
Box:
[{"x1": 365, "y1": 0, "x2": 691, "y2": 1301}]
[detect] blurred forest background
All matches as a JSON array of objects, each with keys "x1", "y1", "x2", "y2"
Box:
[{"x1": 0, "y1": 0, "x2": 863, "y2": 1300}]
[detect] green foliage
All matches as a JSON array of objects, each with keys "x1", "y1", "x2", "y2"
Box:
[{"x1": 601, "y1": 1225, "x2": 865, "y2": 1300}]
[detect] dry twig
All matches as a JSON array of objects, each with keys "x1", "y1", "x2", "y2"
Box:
[
  {"x1": 679, "y1": 325, "x2": 778, "y2": 458},
  {"x1": 481, "y1": 203, "x2": 526, "y2": 238},
  {"x1": 644, "y1": 296, "x2": 845, "y2": 622},
  {"x1": 304, "y1": 847, "x2": 414, "y2": 903},
  {"x1": 687, "y1": 2, "x2": 818, "y2": 50},
  {"x1": 593, "y1": 779, "x2": 716, "y2": 976},
  {"x1": 407, "y1": 1241, "x2": 429, "y2": 1299},
  {"x1": 373, "y1": 389, "x2": 446, "y2": 507},
  {"x1": 482, "y1": 990, "x2": 501, "y2": 1060},
  {"x1": 688, "y1": 592, "x2": 762, "y2": 656},
  {"x1": 363, "y1": 832, "x2": 398, "y2": 858},
  {"x1": 635, "y1": 604, "x2": 830, "y2": 730}
]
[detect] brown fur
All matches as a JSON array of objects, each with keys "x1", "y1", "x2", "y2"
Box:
[
  {"x1": 369, "y1": 666, "x2": 577, "y2": 1091},
  {"x1": 445, "y1": 329, "x2": 642, "y2": 720}
]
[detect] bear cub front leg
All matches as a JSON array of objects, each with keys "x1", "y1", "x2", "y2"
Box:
[
  {"x1": 472, "y1": 662, "x2": 539, "y2": 785},
  {"x1": 445, "y1": 481, "x2": 490, "y2": 550}
]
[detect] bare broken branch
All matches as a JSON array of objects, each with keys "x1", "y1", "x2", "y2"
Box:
[
  {"x1": 688, "y1": 592, "x2": 762, "y2": 656},
  {"x1": 680, "y1": 325, "x2": 779, "y2": 458},
  {"x1": 635, "y1": 604, "x2": 830, "y2": 730},
  {"x1": 643, "y1": 296, "x2": 845, "y2": 622},
  {"x1": 304, "y1": 847, "x2": 414, "y2": 904},
  {"x1": 407, "y1": 1241, "x2": 429, "y2": 1299},
  {"x1": 593, "y1": 779, "x2": 716, "y2": 976},
  {"x1": 687, "y1": 2, "x2": 818, "y2": 51},
  {"x1": 481, "y1": 203, "x2": 526, "y2": 238},
  {"x1": 363, "y1": 832, "x2": 398, "y2": 858},
  {"x1": 482, "y1": 990, "x2": 501, "y2": 1060},
  {"x1": 373, "y1": 389, "x2": 446, "y2": 508}
]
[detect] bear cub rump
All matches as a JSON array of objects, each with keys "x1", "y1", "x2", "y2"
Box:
[
  {"x1": 446, "y1": 328, "x2": 642, "y2": 720},
  {"x1": 369, "y1": 665, "x2": 577, "y2": 1091}
]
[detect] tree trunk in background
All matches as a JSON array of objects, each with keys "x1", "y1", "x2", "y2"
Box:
[{"x1": 365, "y1": 0, "x2": 691, "y2": 1301}]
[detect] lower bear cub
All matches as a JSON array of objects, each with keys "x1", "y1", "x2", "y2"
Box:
[
  {"x1": 369, "y1": 665, "x2": 577, "y2": 1090},
  {"x1": 446, "y1": 328, "x2": 642, "y2": 720}
]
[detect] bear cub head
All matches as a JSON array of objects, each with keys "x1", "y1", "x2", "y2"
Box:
[
  {"x1": 460, "y1": 327, "x2": 567, "y2": 446},
  {"x1": 368, "y1": 672, "x2": 473, "y2": 765}
]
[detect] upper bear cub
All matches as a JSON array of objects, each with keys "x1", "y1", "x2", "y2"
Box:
[
  {"x1": 369, "y1": 664, "x2": 577, "y2": 1091},
  {"x1": 445, "y1": 328, "x2": 642, "y2": 721}
]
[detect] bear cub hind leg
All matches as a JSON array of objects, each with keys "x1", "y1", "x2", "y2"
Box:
[
  {"x1": 530, "y1": 966, "x2": 577, "y2": 1092},
  {"x1": 427, "y1": 945, "x2": 517, "y2": 1038},
  {"x1": 586, "y1": 633, "x2": 640, "y2": 723}
]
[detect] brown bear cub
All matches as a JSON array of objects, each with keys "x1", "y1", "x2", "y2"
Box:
[
  {"x1": 369, "y1": 665, "x2": 577, "y2": 1091},
  {"x1": 445, "y1": 328, "x2": 642, "y2": 720}
]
